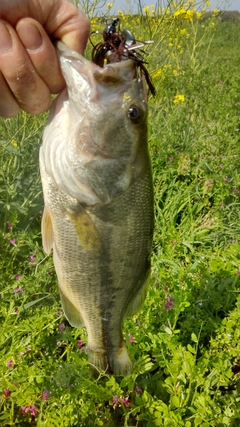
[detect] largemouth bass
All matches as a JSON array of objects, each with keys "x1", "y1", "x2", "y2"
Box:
[{"x1": 40, "y1": 41, "x2": 154, "y2": 375}]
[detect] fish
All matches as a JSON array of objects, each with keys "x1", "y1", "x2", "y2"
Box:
[{"x1": 39, "y1": 41, "x2": 154, "y2": 375}]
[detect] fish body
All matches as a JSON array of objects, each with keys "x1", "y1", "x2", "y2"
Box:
[{"x1": 40, "y1": 42, "x2": 154, "y2": 375}]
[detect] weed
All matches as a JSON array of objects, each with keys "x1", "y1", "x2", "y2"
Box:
[{"x1": 0, "y1": 2, "x2": 240, "y2": 426}]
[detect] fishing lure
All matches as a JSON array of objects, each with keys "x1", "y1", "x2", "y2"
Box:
[{"x1": 90, "y1": 18, "x2": 156, "y2": 97}]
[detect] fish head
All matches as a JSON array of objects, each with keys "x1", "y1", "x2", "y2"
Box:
[
  {"x1": 42, "y1": 42, "x2": 149, "y2": 205},
  {"x1": 57, "y1": 41, "x2": 147, "y2": 158}
]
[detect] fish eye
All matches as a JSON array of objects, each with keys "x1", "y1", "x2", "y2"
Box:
[{"x1": 128, "y1": 104, "x2": 143, "y2": 123}]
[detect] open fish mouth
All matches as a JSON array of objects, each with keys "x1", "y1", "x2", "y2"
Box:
[
  {"x1": 56, "y1": 40, "x2": 142, "y2": 102},
  {"x1": 55, "y1": 19, "x2": 155, "y2": 103}
]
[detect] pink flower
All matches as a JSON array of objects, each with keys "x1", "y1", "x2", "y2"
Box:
[
  {"x1": 165, "y1": 297, "x2": 174, "y2": 310},
  {"x1": 22, "y1": 405, "x2": 37, "y2": 416},
  {"x1": 14, "y1": 287, "x2": 22, "y2": 294},
  {"x1": 42, "y1": 390, "x2": 49, "y2": 400},
  {"x1": 128, "y1": 334, "x2": 135, "y2": 343},
  {"x1": 122, "y1": 397, "x2": 130, "y2": 408},
  {"x1": 3, "y1": 388, "x2": 11, "y2": 397},
  {"x1": 7, "y1": 221, "x2": 12, "y2": 229},
  {"x1": 237, "y1": 270, "x2": 240, "y2": 276},
  {"x1": 224, "y1": 176, "x2": 230, "y2": 182},
  {"x1": 77, "y1": 340, "x2": 83, "y2": 347},
  {"x1": 6, "y1": 360, "x2": 13, "y2": 368},
  {"x1": 10, "y1": 238, "x2": 16, "y2": 245},
  {"x1": 134, "y1": 385, "x2": 143, "y2": 395},
  {"x1": 29, "y1": 255, "x2": 35, "y2": 262},
  {"x1": 18, "y1": 352, "x2": 24, "y2": 357},
  {"x1": 59, "y1": 323, "x2": 65, "y2": 332},
  {"x1": 112, "y1": 395, "x2": 120, "y2": 405},
  {"x1": 31, "y1": 406, "x2": 38, "y2": 416},
  {"x1": 173, "y1": 240, "x2": 177, "y2": 245},
  {"x1": 113, "y1": 395, "x2": 130, "y2": 408},
  {"x1": 15, "y1": 275, "x2": 21, "y2": 280}
]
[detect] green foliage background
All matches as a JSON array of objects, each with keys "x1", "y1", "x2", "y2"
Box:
[{"x1": 0, "y1": 6, "x2": 240, "y2": 427}]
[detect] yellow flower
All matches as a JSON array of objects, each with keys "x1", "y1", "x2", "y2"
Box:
[
  {"x1": 107, "y1": 2, "x2": 113, "y2": 9},
  {"x1": 174, "y1": 7, "x2": 185, "y2": 17},
  {"x1": 11, "y1": 139, "x2": 18, "y2": 147},
  {"x1": 213, "y1": 8, "x2": 218, "y2": 16},
  {"x1": 143, "y1": 5, "x2": 154, "y2": 16},
  {"x1": 180, "y1": 28, "x2": 187, "y2": 36},
  {"x1": 210, "y1": 22, "x2": 215, "y2": 27},
  {"x1": 185, "y1": 9, "x2": 194, "y2": 21},
  {"x1": 206, "y1": 1, "x2": 211, "y2": 6},
  {"x1": 118, "y1": 10, "x2": 125, "y2": 18},
  {"x1": 196, "y1": 11, "x2": 202, "y2": 19},
  {"x1": 173, "y1": 94, "x2": 185, "y2": 104},
  {"x1": 153, "y1": 69, "x2": 162, "y2": 78}
]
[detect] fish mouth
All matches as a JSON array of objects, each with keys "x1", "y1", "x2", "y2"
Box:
[{"x1": 56, "y1": 41, "x2": 139, "y2": 101}]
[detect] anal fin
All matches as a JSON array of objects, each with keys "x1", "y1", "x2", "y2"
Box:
[
  {"x1": 125, "y1": 270, "x2": 150, "y2": 317},
  {"x1": 59, "y1": 287, "x2": 84, "y2": 328}
]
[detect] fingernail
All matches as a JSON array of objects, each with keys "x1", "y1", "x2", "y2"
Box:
[
  {"x1": 0, "y1": 21, "x2": 13, "y2": 54},
  {"x1": 17, "y1": 22, "x2": 43, "y2": 51}
]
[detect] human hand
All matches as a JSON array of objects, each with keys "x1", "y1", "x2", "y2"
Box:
[{"x1": 0, "y1": 0, "x2": 90, "y2": 117}]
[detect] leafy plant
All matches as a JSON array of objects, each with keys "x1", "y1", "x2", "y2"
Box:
[{"x1": 0, "y1": 3, "x2": 240, "y2": 427}]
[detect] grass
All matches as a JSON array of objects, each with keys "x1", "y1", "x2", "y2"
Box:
[{"x1": 0, "y1": 14, "x2": 240, "y2": 427}]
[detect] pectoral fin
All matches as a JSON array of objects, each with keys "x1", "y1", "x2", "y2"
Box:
[
  {"x1": 67, "y1": 208, "x2": 101, "y2": 251},
  {"x1": 41, "y1": 207, "x2": 54, "y2": 255}
]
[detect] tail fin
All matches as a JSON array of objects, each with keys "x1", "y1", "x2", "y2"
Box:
[
  {"x1": 88, "y1": 344, "x2": 132, "y2": 376},
  {"x1": 109, "y1": 345, "x2": 132, "y2": 376}
]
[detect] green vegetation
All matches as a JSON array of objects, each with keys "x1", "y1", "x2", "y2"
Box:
[{"x1": 0, "y1": 6, "x2": 240, "y2": 427}]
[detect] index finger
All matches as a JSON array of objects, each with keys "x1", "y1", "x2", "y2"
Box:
[{"x1": 48, "y1": 2, "x2": 90, "y2": 54}]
